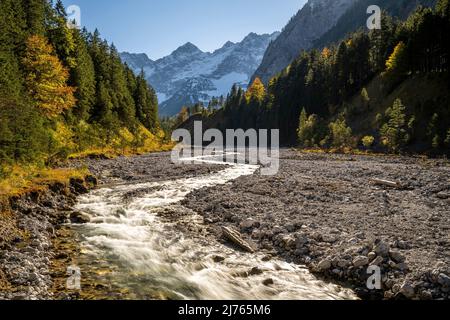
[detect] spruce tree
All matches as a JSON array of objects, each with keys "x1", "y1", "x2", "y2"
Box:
[
  {"x1": 109, "y1": 43, "x2": 136, "y2": 126},
  {"x1": 70, "y1": 29, "x2": 96, "y2": 121},
  {"x1": 380, "y1": 99, "x2": 409, "y2": 152},
  {"x1": 47, "y1": 0, "x2": 77, "y2": 69},
  {"x1": 23, "y1": 0, "x2": 49, "y2": 36}
]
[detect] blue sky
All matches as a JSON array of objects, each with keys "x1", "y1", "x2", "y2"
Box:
[{"x1": 62, "y1": 0, "x2": 307, "y2": 60}]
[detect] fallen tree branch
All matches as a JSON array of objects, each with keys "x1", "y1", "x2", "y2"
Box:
[
  {"x1": 222, "y1": 226, "x2": 255, "y2": 253},
  {"x1": 371, "y1": 178, "x2": 401, "y2": 189}
]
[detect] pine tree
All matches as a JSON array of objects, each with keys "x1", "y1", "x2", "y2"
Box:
[
  {"x1": 22, "y1": 35, "x2": 76, "y2": 117},
  {"x1": 109, "y1": 44, "x2": 136, "y2": 126},
  {"x1": 0, "y1": 0, "x2": 27, "y2": 52},
  {"x1": 47, "y1": 0, "x2": 77, "y2": 69},
  {"x1": 0, "y1": 97, "x2": 49, "y2": 163},
  {"x1": 369, "y1": 13, "x2": 398, "y2": 73},
  {"x1": 70, "y1": 29, "x2": 96, "y2": 121},
  {"x1": 427, "y1": 113, "x2": 441, "y2": 149},
  {"x1": 297, "y1": 108, "x2": 308, "y2": 146},
  {"x1": 0, "y1": 51, "x2": 24, "y2": 100},
  {"x1": 54, "y1": 0, "x2": 66, "y2": 17},
  {"x1": 134, "y1": 70, "x2": 158, "y2": 130},
  {"x1": 380, "y1": 99, "x2": 409, "y2": 152},
  {"x1": 88, "y1": 30, "x2": 115, "y2": 126},
  {"x1": 23, "y1": 0, "x2": 49, "y2": 36}
]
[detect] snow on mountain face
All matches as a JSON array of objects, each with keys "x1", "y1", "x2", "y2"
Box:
[{"x1": 120, "y1": 32, "x2": 279, "y2": 117}]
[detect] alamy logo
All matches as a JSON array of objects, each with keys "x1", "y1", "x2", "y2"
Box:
[
  {"x1": 66, "y1": 5, "x2": 81, "y2": 29},
  {"x1": 367, "y1": 265, "x2": 382, "y2": 290},
  {"x1": 172, "y1": 121, "x2": 280, "y2": 175},
  {"x1": 367, "y1": 5, "x2": 382, "y2": 30}
]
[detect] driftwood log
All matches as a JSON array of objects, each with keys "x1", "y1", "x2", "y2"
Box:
[
  {"x1": 222, "y1": 227, "x2": 255, "y2": 253},
  {"x1": 371, "y1": 178, "x2": 401, "y2": 189}
]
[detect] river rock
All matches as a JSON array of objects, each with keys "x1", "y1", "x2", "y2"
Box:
[
  {"x1": 271, "y1": 226, "x2": 284, "y2": 235},
  {"x1": 420, "y1": 290, "x2": 433, "y2": 300},
  {"x1": 395, "y1": 240, "x2": 412, "y2": 250},
  {"x1": 69, "y1": 178, "x2": 88, "y2": 195},
  {"x1": 295, "y1": 234, "x2": 308, "y2": 248},
  {"x1": 69, "y1": 211, "x2": 91, "y2": 224},
  {"x1": 353, "y1": 256, "x2": 369, "y2": 268},
  {"x1": 286, "y1": 223, "x2": 298, "y2": 232},
  {"x1": 249, "y1": 267, "x2": 263, "y2": 276},
  {"x1": 400, "y1": 282, "x2": 416, "y2": 298},
  {"x1": 337, "y1": 259, "x2": 351, "y2": 268},
  {"x1": 240, "y1": 219, "x2": 259, "y2": 230},
  {"x1": 436, "y1": 192, "x2": 449, "y2": 199},
  {"x1": 317, "y1": 259, "x2": 332, "y2": 271},
  {"x1": 390, "y1": 250, "x2": 406, "y2": 263},
  {"x1": 280, "y1": 235, "x2": 296, "y2": 249},
  {"x1": 262, "y1": 278, "x2": 274, "y2": 286},
  {"x1": 370, "y1": 256, "x2": 384, "y2": 266},
  {"x1": 212, "y1": 255, "x2": 225, "y2": 263},
  {"x1": 322, "y1": 234, "x2": 339, "y2": 243},
  {"x1": 373, "y1": 240, "x2": 390, "y2": 257},
  {"x1": 384, "y1": 291, "x2": 395, "y2": 299},
  {"x1": 85, "y1": 175, "x2": 98, "y2": 187},
  {"x1": 367, "y1": 252, "x2": 377, "y2": 261},
  {"x1": 395, "y1": 262, "x2": 409, "y2": 272},
  {"x1": 437, "y1": 273, "x2": 450, "y2": 287}
]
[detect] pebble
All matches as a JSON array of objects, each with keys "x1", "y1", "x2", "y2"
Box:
[
  {"x1": 389, "y1": 250, "x2": 406, "y2": 263},
  {"x1": 373, "y1": 241, "x2": 390, "y2": 257},
  {"x1": 437, "y1": 273, "x2": 450, "y2": 287},
  {"x1": 367, "y1": 252, "x2": 377, "y2": 260},
  {"x1": 353, "y1": 256, "x2": 369, "y2": 268},
  {"x1": 239, "y1": 219, "x2": 259, "y2": 230},
  {"x1": 317, "y1": 259, "x2": 332, "y2": 271},
  {"x1": 400, "y1": 282, "x2": 416, "y2": 298},
  {"x1": 420, "y1": 290, "x2": 433, "y2": 300},
  {"x1": 370, "y1": 256, "x2": 384, "y2": 266}
]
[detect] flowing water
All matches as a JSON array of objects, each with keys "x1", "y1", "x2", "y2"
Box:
[{"x1": 73, "y1": 154, "x2": 357, "y2": 300}]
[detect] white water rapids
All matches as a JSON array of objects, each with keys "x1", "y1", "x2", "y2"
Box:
[{"x1": 72, "y1": 154, "x2": 357, "y2": 300}]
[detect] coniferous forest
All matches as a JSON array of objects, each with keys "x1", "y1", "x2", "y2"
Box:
[
  {"x1": 0, "y1": 0, "x2": 163, "y2": 181},
  {"x1": 183, "y1": 0, "x2": 450, "y2": 155}
]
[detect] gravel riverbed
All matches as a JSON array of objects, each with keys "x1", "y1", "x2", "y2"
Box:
[
  {"x1": 1, "y1": 150, "x2": 449, "y2": 300},
  {"x1": 181, "y1": 149, "x2": 450, "y2": 299}
]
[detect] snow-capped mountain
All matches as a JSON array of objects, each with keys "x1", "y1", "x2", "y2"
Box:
[{"x1": 120, "y1": 32, "x2": 279, "y2": 117}]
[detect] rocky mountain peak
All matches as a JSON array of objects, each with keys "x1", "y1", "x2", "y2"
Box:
[
  {"x1": 172, "y1": 42, "x2": 203, "y2": 57},
  {"x1": 121, "y1": 33, "x2": 276, "y2": 117}
]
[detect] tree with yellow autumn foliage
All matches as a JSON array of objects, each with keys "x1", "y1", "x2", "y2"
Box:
[
  {"x1": 245, "y1": 77, "x2": 266, "y2": 103},
  {"x1": 386, "y1": 41, "x2": 407, "y2": 73},
  {"x1": 22, "y1": 35, "x2": 76, "y2": 117}
]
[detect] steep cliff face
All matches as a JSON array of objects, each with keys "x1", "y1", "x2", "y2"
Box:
[
  {"x1": 252, "y1": 0, "x2": 358, "y2": 84},
  {"x1": 314, "y1": 0, "x2": 438, "y2": 48}
]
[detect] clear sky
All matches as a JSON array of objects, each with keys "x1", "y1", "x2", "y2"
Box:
[{"x1": 62, "y1": 0, "x2": 307, "y2": 60}]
